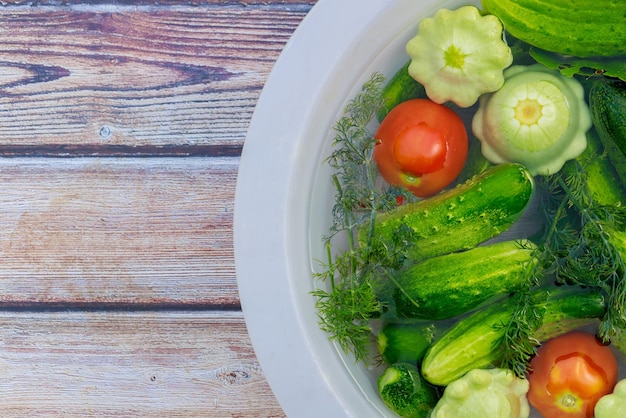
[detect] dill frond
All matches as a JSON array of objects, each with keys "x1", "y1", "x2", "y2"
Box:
[
  {"x1": 496, "y1": 291, "x2": 548, "y2": 377},
  {"x1": 540, "y1": 160, "x2": 626, "y2": 343},
  {"x1": 312, "y1": 72, "x2": 413, "y2": 365}
]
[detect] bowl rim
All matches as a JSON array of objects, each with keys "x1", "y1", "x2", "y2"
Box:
[{"x1": 234, "y1": 1, "x2": 468, "y2": 416}]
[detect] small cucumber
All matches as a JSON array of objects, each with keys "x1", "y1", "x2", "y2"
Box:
[
  {"x1": 482, "y1": 0, "x2": 626, "y2": 57},
  {"x1": 421, "y1": 286, "x2": 606, "y2": 386},
  {"x1": 377, "y1": 60, "x2": 426, "y2": 123},
  {"x1": 378, "y1": 362, "x2": 439, "y2": 418},
  {"x1": 388, "y1": 240, "x2": 537, "y2": 320},
  {"x1": 377, "y1": 322, "x2": 435, "y2": 365},
  {"x1": 361, "y1": 163, "x2": 535, "y2": 264},
  {"x1": 563, "y1": 129, "x2": 626, "y2": 207},
  {"x1": 590, "y1": 78, "x2": 626, "y2": 182}
]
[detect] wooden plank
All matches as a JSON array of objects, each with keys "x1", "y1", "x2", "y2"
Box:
[
  {"x1": 0, "y1": 6, "x2": 309, "y2": 150},
  {"x1": 0, "y1": 157, "x2": 239, "y2": 306},
  {"x1": 0, "y1": 310, "x2": 285, "y2": 417},
  {"x1": 1, "y1": 1, "x2": 314, "y2": 6}
]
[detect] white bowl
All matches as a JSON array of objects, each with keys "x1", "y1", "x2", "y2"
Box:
[{"x1": 235, "y1": 1, "x2": 481, "y2": 417}]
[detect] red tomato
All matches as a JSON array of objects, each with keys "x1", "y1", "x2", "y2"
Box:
[
  {"x1": 374, "y1": 98, "x2": 468, "y2": 197},
  {"x1": 527, "y1": 330, "x2": 618, "y2": 418}
]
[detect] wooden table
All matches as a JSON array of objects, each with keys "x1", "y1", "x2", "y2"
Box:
[{"x1": 0, "y1": 0, "x2": 316, "y2": 415}]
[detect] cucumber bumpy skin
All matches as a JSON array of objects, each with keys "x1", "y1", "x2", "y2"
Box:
[
  {"x1": 562, "y1": 129, "x2": 626, "y2": 207},
  {"x1": 360, "y1": 163, "x2": 535, "y2": 264},
  {"x1": 481, "y1": 0, "x2": 626, "y2": 57},
  {"x1": 421, "y1": 287, "x2": 606, "y2": 386},
  {"x1": 377, "y1": 322, "x2": 433, "y2": 365},
  {"x1": 590, "y1": 77, "x2": 626, "y2": 165},
  {"x1": 390, "y1": 239, "x2": 537, "y2": 320}
]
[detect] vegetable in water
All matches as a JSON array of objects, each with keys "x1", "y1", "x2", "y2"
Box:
[
  {"x1": 431, "y1": 368, "x2": 530, "y2": 418},
  {"x1": 589, "y1": 77, "x2": 626, "y2": 158},
  {"x1": 313, "y1": 22, "x2": 626, "y2": 416},
  {"x1": 361, "y1": 163, "x2": 535, "y2": 265},
  {"x1": 387, "y1": 239, "x2": 537, "y2": 320},
  {"x1": 374, "y1": 98, "x2": 468, "y2": 197},
  {"x1": 527, "y1": 331, "x2": 618, "y2": 418},
  {"x1": 377, "y1": 323, "x2": 434, "y2": 365},
  {"x1": 595, "y1": 379, "x2": 626, "y2": 418},
  {"x1": 312, "y1": 73, "x2": 402, "y2": 365},
  {"x1": 561, "y1": 130, "x2": 626, "y2": 207},
  {"x1": 406, "y1": 6, "x2": 512, "y2": 108},
  {"x1": 421, "y1": 287, "x2": 606, "y2": 386},
  {"x1": 472, "y1": 64, "x2": 591, "y2": 175},
  {"x1": 378, "y1": 362, "x2": 439, "y2": 418},
  {"x1": 376, "y1": 60, "x2": 426, "y2": 123},
  {"x1": 481, "y1": 0, "x2": 626, "y2": 58},
  {"x1": 539, "y1": 151, "x2": 626, "y2": 344}
]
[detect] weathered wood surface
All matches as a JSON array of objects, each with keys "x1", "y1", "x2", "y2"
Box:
[
  {"x1": 0, "y1": 310, "x2": 285, "y2": 417},
  {"x1": 0, "y1": 0, "x2": 317, "y2": 415},
  {"x1": 0, "y1": 157, "x2": 239, "y2": 307},
  {"x1": 0, "y1": 5, "x2": 310, "y2": 153}
]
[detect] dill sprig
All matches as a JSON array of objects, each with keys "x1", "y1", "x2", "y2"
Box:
[
  {"x1": 552, "y1": 166, "x2": 626, "y2": 341},
  {"x1": 312, "y1": 73, "x2": 414, "y2": 365},
  {"x1": 494, "y1": 158, "x2": 626, "y2": 377},
  {"x1": 540, "y1": 160, "x2": 626, "y2": 342},
  {"x1": 497, "y1": 290, "x2": 548, "y2": 377},
  {"x1": 493, "y1": 236, "x2": 553, "y2": 377}
]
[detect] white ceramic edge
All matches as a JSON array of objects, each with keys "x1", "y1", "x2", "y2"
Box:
[
  {"x1": 234, "y1": 2, "x2": 398, "y2": 415},
  {"x1": 234, "y1": 1, "x2": 466, "y2": 417}
]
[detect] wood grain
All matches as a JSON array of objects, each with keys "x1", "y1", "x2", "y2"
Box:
[
  {"x1": 1, "y1": 1, "x2": 314, "y2": 6},
  {"x1": 0, "y1": 1, "x2": 317, "y2": 415},
  {"x1": 0, "y1": 6, "x2": 309, "y2": 152},
  {"x1": 0, "y1": 310, "x2": 285, "y2": 417},
  {"x1": 0, "y1": 157, "x2": 239, "y2": 306}
]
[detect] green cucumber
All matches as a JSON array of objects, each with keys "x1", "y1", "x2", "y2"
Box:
[
  {"x1": 482, "y1": 0, "x2": 626, "y2": 57},
  {"x1": 388, "y1": 240, "x2": 536, "y2": 321},
  {"x1": 377, "y1": 323, "x2": 435, "y2": 365},
  {"x1": 377, "y1": 60, "x2": 426, "y2": 123},
  {"x1": 361, "y1": 163, "x2": 535, "y2": 264},
  {"x1": 378, "y1": 363, "x2": 439, "y2": 418},
  {"x1": 563, "y1": 129, "x2": 626, "y2": 207},
  {"x1": 563, "y1": 129, "x2": 626, "y2": 206},
  {"x1": 590, "y1": 77, "x2": 626, "y2": 175},
  {"x1": 454, "y1": 136, "x2": 494, "y2": 185},
  {"x1": 421, "y1": 286, "x2": 606, "y2": 386}
]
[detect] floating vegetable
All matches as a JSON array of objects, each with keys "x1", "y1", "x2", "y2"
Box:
[
  {"x1": 377, "y1": 323, "x2": 434, "y2": 366},
  {"x1": 378, "y1": 362, "x2": 439, "y2": 418},
  {"x1": 360, "y1": 163, "x2": 535, "y2": 265},
  {"x1": 388, "y1": 240, "x2": 537, "y2": 321},
  {"x1": 421, "y1": 287, "x2": 606, "y2": 386},
  {"x1": 527, "y1": 330, "x2": 618, "y2": 418},
  {"x1": 561, "y1": 130, "x2": 626, "y2": 207},
  {"x1": 541, "y1": 145, "x2": 626, "y2": 344},
  {"x1": 482, "y1": 0, "x2": 626, "y2": 57},
  {"x1": 472, "y1": 64, "x2": 591, "y2": 175},
  {"x1": 376, "y1": 60, "x2": 426, "y2": 123},
  {"x1": 431, "y1": 368, "x2": 530, "y2": 418},
  {"x1": 589, "y1": 77, "x2": 626, "y2": 158},
  {"x1": 595, "y1": 379, "x2": 626, "y2": 418},
  {"x1": 406, "y1": 6, "x2": 512, "y2": 108},
  {"x1": 374, "y1": 98, "x2": 468, "y2": 197}
]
